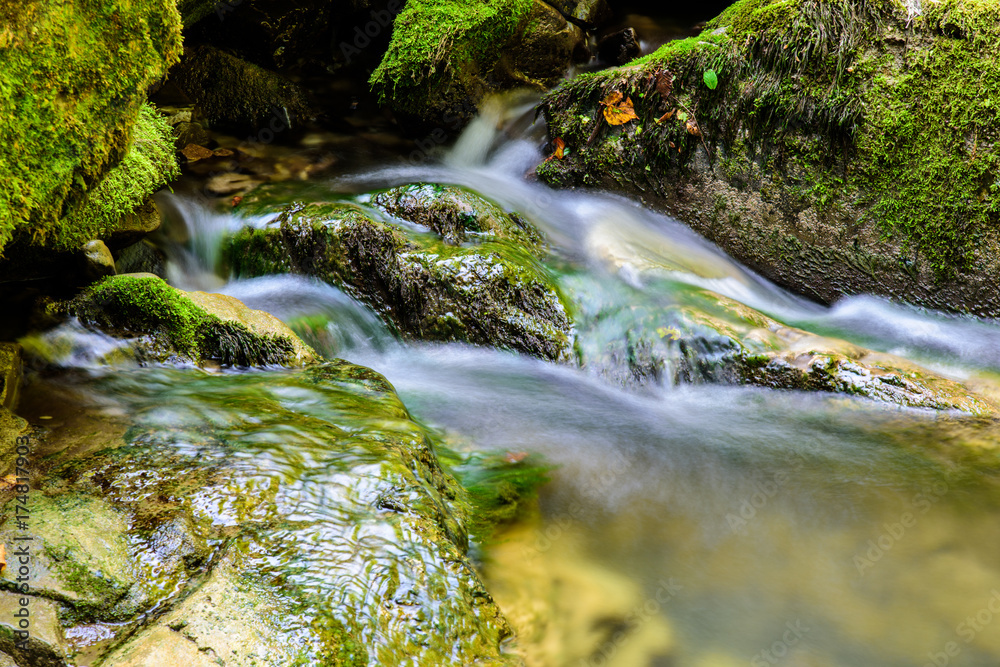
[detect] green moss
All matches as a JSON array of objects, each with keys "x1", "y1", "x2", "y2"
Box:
[
  {"x1": 370, "y1": 0, "x2": 534, "y2": 118},
  {"x1": 172, "y1": 45, "x2": 312, "y2": 129},
  {"x1": 0, "y1": 0, "x2": 182, "y2": 255},
  {"x1": 59, "y1": 104, "x2": 178, "y2": 246},
  {"x1": 539, "y1": 0, "x2": 1000, "y2": 278},
  {"x1": 74, "y1": 275, "x2": 296, "y2": 366}
]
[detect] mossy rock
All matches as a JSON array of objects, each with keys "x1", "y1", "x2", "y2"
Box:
[
  {"x1": 227, "y1": 192, "x2": 575, "y2": 361},
  {"x1": 62, "y1": 105, "x2": 176, "y2": 249},
  {"x1": 0, "y1": 493, "x2": 208, "y2": 626},
  {"x1": 538, "y1": 0, "x2": 1000, "y2": 318},
  {"x1": 368, "y1": 182, "x2": 544, "y2": 249},
  {"x1": 0, "y1": 103, "x2": 177, "y2": 287},
  {"x1": 370, "y1": 0, "x2": 586, "y2": 126},
  {"x1": 170, "y1": 45, "x2": 314, "y2": 132},
  {"x1": 0, "y1": 0, "x2": 182, "y2": 256},
  {"x1": 68, "y1": 274, "x2": 317, "y2": 367},
  {"x1": 26, "y1": 361, "x2": 517, "y2": 664}
]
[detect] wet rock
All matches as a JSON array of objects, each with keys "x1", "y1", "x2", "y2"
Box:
[
  {"x1": 101, "y1": 199, "x2": 163, "y2": 252},
  {"x1": 171, "y1": 45, "x2": 313, "y2": 133},
  {"x1": 597, "y1": 27, "x2": 641, "y2": 65},
  {"x1": 80, "y1": 240, "x2": 116, "y2": 283},
  {"x1": 114, "y1": 240, "x2": 167, "y2": 278},
  {"x1": 569, "y1": 269, "x2": 999, "y2": 413},
  {"x1": 172, "y1": 121, "x2": 211, "y2": 149},
  {"x1": 0, "y1": 493, "x2": 204, "y2": 625},
  {"x1": 227, "y1": 192, "x2": 574, "y2": 361},
  {"x1": 17, "y1": 360, "x2": 517, "y2": 664},
  {"x1": 101, "y1": 550, "x2": 342, "y2": 667},
  {"x1": 538, "y1": 0, "x2": 1000, "y2": 318},
  {"x1": 0, "y1": 592, "x2": 67, "y2": 667},
  {"x1": 370, "y1": 0, "x2": 589, "y2": 127},
  {"x1": 369, "y1": 183, "x2": 543, "y2": 248},
  {"x1": 0, "y1": 344, "x2": 22, "y2": 411},
  {"x1": 68, "y1": 273, "x2": 317, "y2": 367}
]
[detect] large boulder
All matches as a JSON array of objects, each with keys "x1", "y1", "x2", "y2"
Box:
[
  {"x1": 227, "y1": 184, "x2": 575, "y2": 361},
  {"x1": 170, "y1": 45, "x2": 314, "y2": 132},
  {"x1": 538, "y1": 0, "x2": 1000, "y2": 318},
  {"x1": 0, "y1": 0, "x2": 182, "y2": 256},
  {"x1": 370, "y1": 0, "x2": 589, "y2": 127}
]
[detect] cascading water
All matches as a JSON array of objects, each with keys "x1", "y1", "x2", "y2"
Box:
[{"x1": 58, "y1": 93, "x2": 1000, "y2": 666}]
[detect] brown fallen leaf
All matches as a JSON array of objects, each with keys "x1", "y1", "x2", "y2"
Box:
[
  {"x1": 505, "y1": 451, "x2": 529, "y2": 464},
  {"x1": 685, "y1": 119, "x2": 701, "y2": 136},
  {"x1": 231, "y1": 195, "x2": 243, "y2": 207},
  {"x1": 181, "y1": 143, "x2": 214, "y2": 162},
  {"x1": 656, "y1": 109, "x2": 675, "y2": 124},
  {"x1": 0, "y1": 544, "x2": 6, "y2": 572},
  {"x1": 0, "y1": 475, "x2": 16, "y2": 491},
  {"x1": 654, "y1": 69, "x2": 673, "y2": 101},
  {"x1": 604, "y1": 96, "x2": 638, "y2": 126}
]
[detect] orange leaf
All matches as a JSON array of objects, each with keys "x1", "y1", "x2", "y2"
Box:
[
  {"x1": 656, "y1": 109, "x2": 675, "y2": 124},
  {"x1": 601, "y1": 90, "x2": 624, "y2": 106},
  {"x1": 685, "y1": 119, "x2": 701, "y2": 136},
  {"x1": 553, "y1": 137, "x2": 565, "y2": 159},
  {"x1": 603, "y1": 96, "x2": 638, "y2": 126},
  {"x1": 0, "y1": 544, "x2": 6, "y2": 572}
]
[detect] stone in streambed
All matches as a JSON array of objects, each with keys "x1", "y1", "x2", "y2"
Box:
[
  {"x1": 67, "y1": 273, "x2": 317, "y2": 367},
  {"x1": 228, "y1": 188, "x2": 574, "y2": 361}
]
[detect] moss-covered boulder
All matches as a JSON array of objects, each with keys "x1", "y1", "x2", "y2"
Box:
[
  {"x1": 227, "y1": 187, "x2": 574, "y2": 361},
  {"x1": 0, "y1": 0, "x2": 182, "y2": 256},
  {"x1": 4, "y1": 361, "x2": 516, "y2": 665},
  {"x1": 67, "y1": 274, "x2": 317, "y2": 367},
  {"x1": 170, "y1": 45, "x2": 314, "y2": 132},
  {"x1": 538, "y1": 0, "x2": 1000, "y2": 318},
  {"x1": 371, "y1": 0, "x2": 588, "y2": 126}
]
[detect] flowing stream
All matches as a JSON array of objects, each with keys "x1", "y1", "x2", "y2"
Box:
[{"x1": 53, "y1": 96, "x2": 1000, "y2": 666}]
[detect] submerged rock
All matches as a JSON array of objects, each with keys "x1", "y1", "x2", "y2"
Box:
[
  {"x1": 569, "y1": 271, "x2": 999, "y2": 414},
  {"x1": 538, "y1": 0, "x2": 1000, "y2": 318},
  {"x1": 67, "y1": 273, "x2": 317, "y2": 367},
  {"x1": 0, "y1": 361, "x2": 517, "y2": 665},
  {"x1": 227, "y1": 186, "x2": 574, "y2": 361}
]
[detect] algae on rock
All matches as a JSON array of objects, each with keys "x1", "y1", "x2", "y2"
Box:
[
  {"x1": 1, "y1": 361, "x2": 517, "y2": 665},
  {"x1": 227, "y1": 186, "x2": 575, "y2": 361},
  {"x1": 538, "y1": 0, "x2": 1000, "y2": 318}
]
